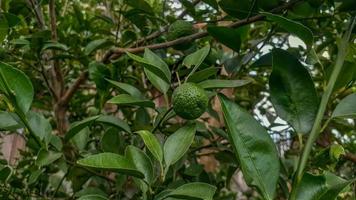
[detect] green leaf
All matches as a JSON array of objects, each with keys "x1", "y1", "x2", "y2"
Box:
[
  {"x1": 187, "y1": 67, "x2": 218, "y2": 83},
  {"x1": 296, "y1": 173, "x2": 326, "y2": 200},
  {"x1": 166, "y1": 182, "x2": 217, "y2": 200},
  {"x1": 218, "y1": 94, "x2": 280, "y2": 200},
  {"x1": 41, "y1": 42, "x2": 69, "y2": 51},
  {"x1": 72, "y1": 127, "x2": 90, "y2": 151},
  {"x1": 3, "y1": 13, "x2": 21, "y2": 27},
  {"x1": 262, "y1": 12, "x2": 314, "y2": 47},
  {"x1": 127, "y1": 51, "x2": 170, "y2": 84},
  {"x1": 329, "y1": 144, "x2": 345, "y2": 161},
  {"x1": 65, "y1": 115, "x2": 101, "y2": 141},
  {"x1": 77, "y1": 194, "x2": 109, "y2": 200},
  {"x1": 331, "y1": 93, "x2": 356, "y2": 118},
  {"x1": 125, "y1": 145, "x2": 154, "y2": 184},
  {"x1": 77, "y1": 153, "x2": 144, "y2": 178},
  {"x1": 84, "y1": 39, "x2": 112, "y2": 55},
  {"x1": 96, "y1": 115, "x2": 131, "y2": 133},
  {"x1": 27, "y1": 112, "x2": 52, "y2": 144},
  {"x1": 0, "y1": 166, "x2": 12, "y2": 182},
  {"x1": 184, "y1": 45, "x2": 211, "y2": 80},
  {"x1": 202, "y1": 0, "x2": 219, "y2": 10},
  {"x1": 0, "y1": 111, "x2": 21, "y2": 131},
  {"x1": 101, "y1": 128, "x2": 123, "y2": 154},
  {"x1": 183, "y1": 45, "x2": 210, "y2": 69},
  {"x1": 320, "y1": 172, "x2": 355, "y2": 200},
  {"x1": 66, "y1": 115, "x2": 130, "y2": 142},
  {"x1": 0, "y1": 62, "x2": 34, "y2": 114},
  {"x1": 108, "y1": 94, "x2": 155, "y2": 108},
  {"x1": 219, "y1": 0, "x2": 255, "y2": 19},
  {"x1": 296, "y1": 172, "x2": 355, "y2": 200},
  {"x1": 251, "y1": 53, "x2": 272, "y2": 68},
  {"x1": 143, "y1": 48, "x2": 171, "y2": 94},
  {"x1": 0, "y1": 15, "x2": 8, "y2": 43},
  {"x1": 269, "y1": 49, "x2": 318, "y2": 134},
  {"x1": 164, "y1": 124, "x2": 196, "y2": 167},
  {"x1": 106, "y1": 79, "x2": 144, "y2": 99},
  {"x1": 125, "y1": 0, "x2": 154, "y2": 14},
  {"x1": 207, "y1": 26, "x2": 242, "y2": 52},
  {"x1": 89, "y1": 62, "x2": 111, "y2": 91},
  {"x1": 197, "y1": 79, "x2": 251, "y2": 89},
  {"x1": 36, "y1": 149, "x2": 62, "y2": 167},
  {"x1": 136, "y1": 130, "x2": 163, "y2": 164}
]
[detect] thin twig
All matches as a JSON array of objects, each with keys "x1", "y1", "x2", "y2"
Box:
[{"x1": 60, "y1": 71, "x2": 88, "y2": 105}]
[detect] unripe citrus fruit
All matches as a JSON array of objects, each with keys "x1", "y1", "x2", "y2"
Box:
[
  {"x1": 167, "y1": 20, "x2": 195, "y2": 50},
  {"x1": 172, "y1": 83, "x2": 208, "y2": 120}
]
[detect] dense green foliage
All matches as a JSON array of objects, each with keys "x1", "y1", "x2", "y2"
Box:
[{"x1": 0, "y1": 0, "x2": 355, "y2": 199}]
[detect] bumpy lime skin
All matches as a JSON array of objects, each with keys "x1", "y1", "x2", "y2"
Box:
[
  {"x1": 172, "y1": 83, "x2": 209, "y2": 120},
  {"x1": 167, "y1": 20, "x2": 194, "y2": 50}
]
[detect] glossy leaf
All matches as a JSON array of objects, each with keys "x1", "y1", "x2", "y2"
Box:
[
  {"x1": 96, "y1": 115, "x2": 131, "y2": 133},
  {"x1": 143, "y1": 48, "x2": 171, "y2": 93},
  {"x1": 0, "y1": 111, "x2": 21, "y2": 131},
  {"x1": 251, "y1": 53, "x2": 272, "y2": 68},
  {"x1": 125, "y1": 145, "x2": 154, "y2": 184},
  {"x1": 42, "y1": 42, "x2": 69, "y2": 51},
  {"x1": 27, "y1": 112, "x2": 52, "y2": 144},
  {"x1": 125, "y1": 0, "x2": 154, "y2": 14},
  {"x1": 0, "y1": 15, "x2": 8, "y2": 43},
  {"x1": 187, "y1": 67, "x2": 218, "y2": 83},
  {"x1": 166, "y1": 182, "x2": 217, "y2": 200},
  {"x1": 207, "y1": 26, "x2": 242, "y2": 52},
  {"x1": 0, "y1": 166, "x2": 12, "y2": 182},
  {"x1": 127, "y1": 51, "x2": 170, "y2": 84},
  {"x1": 219, "y1": 0, "x2": 255, "y2": 19},
  {"x1": 0, "y1": 62, "x2": 34, "y2": 114},
  {"x1": 296, "y1": 172, "x2": 354, "y2": 200},
  {"x1": 84, "y1": 39, "x2": 112, "y2": 55},
  {"x1": 72, "y1": 127, "x2": 90, "y2": 151},
  {"x1": 89, "y1": 62, "x2": 111, "y2": 91},
  {"x1": 36, "y1": 149, "x2": 62, "y2": 167},
  {"x1": 218, "y1": 94, "x2": 280, "y2": 200},
  {"x1": 269, "y1": 49, "x2": 318, "y2": 134},
  {"x1": 101, "y1": 128, "x2": 123, "y2": 153},
  {"x1": 77, "y1": 195, "x2": 109, "y2": 200},
  {"x1": 77, "y1": 153, "x2": 144, "y2": 178},
  {"x1": 164, "y1": 124, "x2": 196, "y2": 167},
  {"x1": 106, "y1": 79, "x2": 144, "y2": 99},
  {"x1": 183, "y1": 45, "x2": 210, "y2": 69},
  {"x1": 108, "y1": 94, "x2": 155, "y2": 108},
  {"x1": 3, "y1": 13, "x2": 21, "y2": 28},
  {"x1": 65, "y1": 115, "x2": 101, "y2": 141},
  {"x1": 320, "y1": 172, "x2": 355, "y2": 200},
  {"x1": 331, "y1": 93, "x2": 356, "y2": 118},
  {"x1": 198, "y1": 79, "x2": 251, "y2": 89},
  {"x1": 263, "y1": 12, "x2": 313, "y2": 47},
  {"x1": 136, "y1": 130, "x2": 163, "y2": 163}
]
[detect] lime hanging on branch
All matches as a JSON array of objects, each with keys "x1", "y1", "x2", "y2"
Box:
[
  {"x1": 172, "y1": 83, "x2": 209, "y2": 120},
  {"x1": 167, "y1": 20, "x2": 195, "y2": 50}
]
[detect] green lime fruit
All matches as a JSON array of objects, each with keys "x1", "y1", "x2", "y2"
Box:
[
  {"x1": 167, "y1": 20, "x2": 195, "y2": 50},
  {"x1": 172, "y1": 83, "x2": 209, "y2": 120}
]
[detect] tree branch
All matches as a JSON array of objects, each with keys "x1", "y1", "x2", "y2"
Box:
[
  {"x1": 60, "y1": 71, "x2": 88, "y2": 106},
  {"x1": 132, "y1": 0, "x2": 201, "y2": 47},
  {"x1": 26, "y1": 0, "x2": 45, "y2": 29},
  {"x1": 49, "y1": 0, "x2": 65, "y2": 97},
  {"x1": 102, "y1": 0, "x2": 301, "y2": 63}
]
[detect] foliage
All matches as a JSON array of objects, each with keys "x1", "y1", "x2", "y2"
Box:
[{"x1": 0, "y1": 0, "x2": 355, "y2": 199}]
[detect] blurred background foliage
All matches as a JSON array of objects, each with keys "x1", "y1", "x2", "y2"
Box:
[{"x1": 0, "y1": 0, "x2": 355, "y2": 199}]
